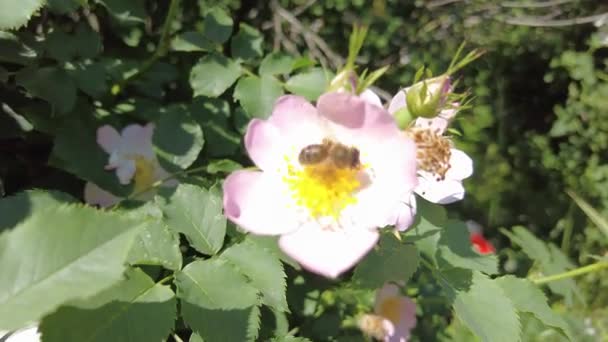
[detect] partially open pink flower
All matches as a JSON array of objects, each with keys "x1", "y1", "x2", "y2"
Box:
[
  {"x1": 359, "y1": 283, "x2": 417, "y2": 341},
  {"x1": 223, "y1": 93, "x2": 417, "y2": 278},
  {"x1": 84, "y1": 123, "x2": 176, "y2": 207},
  {"x1": 388, "y1": 87, "x2": 473, "y2": 205}
]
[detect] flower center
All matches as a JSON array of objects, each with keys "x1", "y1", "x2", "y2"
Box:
[
  {"x1": 377, "y1": 297, "x2": 403, "y2": 325},
  {"x1": 283, "y1": 161, "x2": 362, "y2": 220},
  {"x1": 132, "y1": 156, "x2": 157, "y2": 193},
  {"x1": 408, "y1": 127, "x2": 452, "y2": 180},
  {"x1": 358, "y1": 314, "x2": 391, "y2": 340}
]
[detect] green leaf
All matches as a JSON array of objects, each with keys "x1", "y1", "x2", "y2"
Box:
[
  {"x1": 0, "y1": 0, "x2": 44, "y2": 30},
  {"x1": 190, "y1": 97, "x2": 240, "y2": 157},
  {"x1": 182, "y1": 304, "x2": 261, "y2": 342},
  {"x1": 16, "y1": 66, "x2": 77, "y2": 114},
  {"x1": 230, "y1": 23, "x2": 263, "y2": 60},
  {"x1": 502, "y1": 226, "x2": 584, "y2": 305},
  {"x1": 125, "y1": 203, "x2": 182, "y2": 271},
  {"x1": 97, "y1": 0, "x2": 146, "y2": 24},
  {"x1": 171, "y1": 31, "x2": 214, "y2": 52},
  {"x1": 176, "y1": 258, "x2": 259, "y2": 310},
  {"x1": 159, "y1": 184, "x2": 226, "y2": 255},
  {"x1": 189, "y1": 333, "x2": 204, "y2": 342},
  {"x1": 0, "y1": 31, "x2": 38, "y2": 65},
  {"x1": 190, "y1": 53, "x2": 242, "y2": 97},
  {"x1": 202, "y1": 7, "x2": 233, "y2": 44},
  {"x1": 234, "y1": 75, "x2": 284, "y2": 118},
  {"x1": 406, "y1": 199, "x2": 446, "y2": 262},
  {"x1": 496, "y1": 276, "x2": 573, "y2": 341},
  {"x1": 206, "y1": 159, "x2": 243, "y2": 174},
  {"x1": 0, "y1": 190, "x2": 76, "y2": 231},
  {"x1": 246, "y1": 235, "x2": 301, "y2": 270},
  {"x1": 39, "y1": 268, "x2": 176, "y2": 342},
  {"x1": 259, "y1": 53, "x2": 294, "y2": 76},
  {"x1": 439, "y1": 270, "x2": 520, "y2": 342},
  {"x1": 153, "y1": 106, "x2": 204, "y2": 170},
  {"x1": 285, "y1": 68, "x2": 332, "y2": 101},
  {"x1": 221, "y1": 237, "x2": 288, "y2": 311},
  {"x1": 66, "y1": 61, "x2": 108, "y2": 98},
  {"x1": 0, "y1": 196, "x2": 142, "y2": 330},
  {"x1": 436, "y1": 220, "x2": 498, "y2": 275},
  {"x1": 353, "y1": 234, "x2": 419, "y2": 288},
  {"x1": 45, "y1": 24, "x2": 101, "y2": 61},
  {"x1": 47, "y1": 0, "x2": 85, "y2": 14}
]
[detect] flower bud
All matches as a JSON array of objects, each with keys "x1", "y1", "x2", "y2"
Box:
[
  {"x1": 327, "y1": 69, "x2": 357, "y2": 93},
  {"x1": 393, "y1": 106, "x2": 414, "y2": 129},
  {"x1": 405, "y1": 75, "x2": 451, "y2": 118}
]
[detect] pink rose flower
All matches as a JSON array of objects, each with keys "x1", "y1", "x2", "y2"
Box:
[
  {"x1": 223, "y1": 93, "x2": 417, "y2": 278},
  {"x1": 359, "y1": 283, "x2": 417, "y2": 341},
  {"x1": 84, "y1": 123, "x2": 176, "y2": 207}
]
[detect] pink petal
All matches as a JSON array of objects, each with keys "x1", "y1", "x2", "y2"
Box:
[
  {"x1": 115, "y1": 159, "x2": 136, "y2": 185},
  {"x1": 278, "y1": 224, "x2": 379, "y2": 278},
  {"x1": 316, "y1": 92, "x2": 399, "y2": 144},
  {"x1": 267, "y1": 95, "x2": 325, "y2": 150},
  {"x1": 387, "y1": 89, "x2": 407, "y2": 115},
  {"x1": 84, "y1": 182, "x2": 121, "y2": 207},
  {"x1": 359, "y1": 89, "x2": 384, "y2": 108},
  {"x1": 388, "y1": 297, "x2": 417, "y2": 342},
  {"x1": 385, "y1": 194, "x2": 417, "y2": 232},
  {"x1": 96, "y1": 125, "x2": 121, "y2": 154},
  {"x1": 346, "y1": 135, "x2": 418, "y2": 229},
  {"x1": 415, "y1": 176, "x2": 465, "y2": 204},
  {"x1": 121, "y1": 123, "x2": 155, "y2": 159},
  {"x1": 244, "y1": 119, "x2": 282, "y2": 171},
  {"x1": 445, "y1": 149, "x2": 473, "y2": 181},
  {"x1": 375, "y1": 283, "x2": 401, "y2": 310},
  {"x1": 223, "y1": 170, "x2": 299, "y2": 236}
]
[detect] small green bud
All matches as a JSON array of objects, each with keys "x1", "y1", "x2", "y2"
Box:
[
  {"x1": 405, "y1": 75, "x2": 451, "y2": 118},
  {"x1": 393, "y1": 106, "x2": 414, "y2": 129}
]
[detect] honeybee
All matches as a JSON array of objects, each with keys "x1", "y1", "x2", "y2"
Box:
[{"x1": 298, "y1": 138, "x2": 361, "y2": 169}]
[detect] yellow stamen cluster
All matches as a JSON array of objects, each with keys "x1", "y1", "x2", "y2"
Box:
[
  {"x1": 358, "y1": 314, "x2": 390, "y2": 341},
  {"x1": 283, "y1": 163, "x2": 362, "y2": 219},
  {"x1": 132, "y1": 156, "x2": 157, "y2": 193},
  {"x1": 408, "y1": 127, "x2": 452, "y2": 180}
]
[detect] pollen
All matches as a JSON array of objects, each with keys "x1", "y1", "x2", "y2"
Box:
[
  {"x1": 283, "y1": 163, "x2": 362, "y2": 219},
  {"x1": 132, "y1": 156, "x2": 156, "y2": 193},
  {"x1": 408, "y1": 127, "x2": 452, "y2": 180},
  {"x1": 358, "y1": 314, "x2": 390, "y2": 341}
]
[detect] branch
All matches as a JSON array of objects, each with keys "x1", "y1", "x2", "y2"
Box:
[
  {"x1": 112, "y1": 0, "x2": 181, "y2": 94},
  {"x1": 500, "y1": 0, "x2": 574, "y2": 8},
  {"x1": 497, "y1": 11, "x2": 608, "y2": 27}
]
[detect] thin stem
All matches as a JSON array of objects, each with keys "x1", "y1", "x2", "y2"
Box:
[
  {"x1": 110, "y1": 164, "x2": 209, "y2": 209},
  {"x1": 530, "y1": 261, "x2": 608, "y2": 285},
  {"x1": 158, "y1": 274, "x2": 175, "y2": 285},
  {"x1": 112, "y1": 0, "x2": 181, "y2": 93}
]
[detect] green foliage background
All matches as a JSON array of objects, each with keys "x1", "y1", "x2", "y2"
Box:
[{"x1": 1, "y1": 0, "x2": 607, "y2": 341}]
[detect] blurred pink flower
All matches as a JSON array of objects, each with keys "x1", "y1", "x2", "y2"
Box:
[
  {"x1": 84, "y1": 123, "x2": 176, "y2": 207},
  {"x1": 359, "y1": 283, "x2": 417, "y2": 341},
  {"x1": 466, "y1": 220, "x2": 496, "y2": 255},
  {"x1": 223, "y1": 93, "x2": 417, "y2": 278}
]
